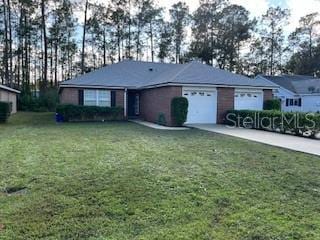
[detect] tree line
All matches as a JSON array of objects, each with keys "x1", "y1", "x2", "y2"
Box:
[{"x1": 1, "y1": 0, "x2": 320, "y2": 96}]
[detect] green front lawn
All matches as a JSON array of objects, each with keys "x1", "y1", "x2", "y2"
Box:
[{"x1": 1, "y1": 112, "x2": 320, "y2": 239}]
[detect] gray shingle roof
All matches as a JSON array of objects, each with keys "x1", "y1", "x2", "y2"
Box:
[
  {"x1": 261, "y1": 75, "x2": 320, "y2": 94},
  {"x1": 61, "y1": 60, "x2": 276, "y2": 89}
]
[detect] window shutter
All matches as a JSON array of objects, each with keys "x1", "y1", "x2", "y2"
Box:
[
  {"x1": 111, "y1": 91, "x2": 116, "y2": 107},
  {"x1": 286, "y1": 99, "x2": 289, "y2": 106},
  {"x1": 79, "y1": 90, "x2": 84, "y2": 105},
  {"x1": 298, "y1": 98, "x2": 302, "y2": 107}
]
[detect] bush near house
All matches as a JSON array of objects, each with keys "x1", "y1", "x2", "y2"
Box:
[
  {"x1": 19, "y1": 88, "x2": 59, "y2": 112},
  {"x1": 0, "y1": 101, "x2": 11, "y2": 123},
  {"x1": 264, "y1": 99, "x2": 281, "y2": 111},
  {"x1": 225, "y1": 110, "x2": 320, "y2": 138},
  {"x1": 171, "y1": 97, "x2": 188, "y2": 126},
  {"x1": 56, "y1": 104, "x2": 124, "y2": 122}
]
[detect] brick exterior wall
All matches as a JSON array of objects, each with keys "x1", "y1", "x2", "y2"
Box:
[
  {"x1": 140, "y1": 86, "x2": 182, "y2": 126},
  {"x1": 217, "y1": 87, "x2": 235, "y2": 124},
  {"x1": 59, "y1": 88, "x2": 79, "y2": 105},
  {"x1": 59, "y1": 88, "x2": 125, "y2": 108},
  {"x1": 263, "y1": 89, "x2": 273, "y2": 102}
]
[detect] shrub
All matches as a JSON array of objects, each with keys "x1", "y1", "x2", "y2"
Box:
[
  {"x1": 157, "y1": 113, "x2": 167, "y2": 126},
  {"x1": 264, "y1": 99, "x2": 281, "y2": 111},
  {"x1": 225, "y1": 110, "x2": 320, "y2": 138},
  {"x1": 56, "y1": 104, "x2": 124, "y2": 122},
  {"x1": 18, "y1": 88, "x2": 58, "y2": 112},
  {"x1": 0, "y1": 102, "x2": 11, "y2": 123},
  {"x1": 171, "y1": 97, "x2": 188, "y2": 126}
]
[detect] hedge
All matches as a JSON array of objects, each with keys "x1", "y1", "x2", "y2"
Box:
[
  {"x1": 171, "y1": 97, "x2": 188, "y2": 127},
  {"x1": 0, "y1": 102, "x2": 11, "y2": 123},
  {"x1": 225, "y1": 110, "x2": 320, "y2": 138},
  {"x1": 264, "y1": 99, "x2": 281, "y2": 111},
  {"x1": 56, "y1": 104, "x2": 124, "y2": 122}
]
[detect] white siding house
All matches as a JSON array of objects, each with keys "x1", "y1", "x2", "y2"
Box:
[
  {"x1": 0, "y1": 85, "x2": 20, "y2": 113},
  {"x1": 257, "y1": 75, "x2": 320, "y2": 113}
]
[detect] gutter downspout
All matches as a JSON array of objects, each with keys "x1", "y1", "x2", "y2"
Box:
[{"x1": 124, "y1": 88, "x2": 128, "y2": 119}]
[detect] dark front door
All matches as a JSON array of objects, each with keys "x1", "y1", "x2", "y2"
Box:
[{"x1": 128, "y1": 91, "x2": 140, "y2": 117}]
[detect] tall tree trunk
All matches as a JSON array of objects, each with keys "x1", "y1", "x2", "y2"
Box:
[
  {"x1": 149, "y1": 22, "x2": 154, "y2": 62},
  {"x1": 7, "y1": 0, "x2": 13, "y2": 87},
  {"x1": 128, "y1": 0, "x2": 131, "y2": 59},
  {"x1": 2, "y1": 0, "x2": 9, "y2": 86},
  {"x1": 117, "y1": 24, "x2": 121, "y2": 62},
  {"x1": 54, "y1": 42, "x2": 58, "y2": 86},
  {"x1": 50, "y1": 41, "x2": 53, "y2": 86},
  {"x1": 270, "y1": 37, "x2": 274, "y2": 76},
  {"x1": 41, "y1": 0, "x2": 48, "y2": 92},
  {"x1": 81, "y1": 0, "x2": 89, "y2": 74},
  {"x1": 103, "y1": 29, "x2": 107, "y2": 66},
  {"x1": 136, "y1": 23, "x2": 141, "y2": 60},
  {"x1": 309, "y1": 29, "x2": 312, "y2": 59}
]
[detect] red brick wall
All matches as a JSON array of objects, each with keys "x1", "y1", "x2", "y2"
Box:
[
  {"x1": 115, "y1": 90, "x2": 125, "y2": 108},
  {"x1": 59, "y1": 88, "x2": 125, "y2": 108},
  {"x1": 140, "y1": 86, "x2": 182, "y2": 126},
  {"x1": 263, "y1": 89, "x2": 273, "y2": 102},
  {"x1": 59, "y1": 88, "x2": 79, "y2": 105},
  {"x1": 217, "y1": 87, "x2": 235, "y2": 124}
]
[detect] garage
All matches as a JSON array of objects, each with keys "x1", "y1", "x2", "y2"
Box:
[
  {"x1": 183, "y1": 88, "x2": 217, "y2": 124},
  {"x1": 234, "y1": 89, "x2": 263, "y2": 110}
]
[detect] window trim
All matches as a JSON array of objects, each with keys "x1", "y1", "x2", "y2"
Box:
[{"x1": 83, "y1": 89, "x2": 111, "y2": 107}]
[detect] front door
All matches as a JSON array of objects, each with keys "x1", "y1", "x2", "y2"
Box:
[{"x1": 128, "y1": 91, "x2": 140, "y2": 117}]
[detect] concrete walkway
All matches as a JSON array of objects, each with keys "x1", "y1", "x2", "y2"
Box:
[
  {"x1": 187, "y1": 124, "x2": 320, "y2": 156},
  {"x1": 130, "y1": 120, "x2": 189, "y2": 130}
]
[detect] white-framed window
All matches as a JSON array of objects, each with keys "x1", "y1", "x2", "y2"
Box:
[
  {"x1": 84, "y1": 90, "x2": 111, "y2": 107},
  {"x1": 286, "y1": 98, "x2": 301, "y2": 107}
]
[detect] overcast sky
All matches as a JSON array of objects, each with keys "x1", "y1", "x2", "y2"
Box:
[{"x1": 158, "y1": 0, "x2": 320, "y2": 33}]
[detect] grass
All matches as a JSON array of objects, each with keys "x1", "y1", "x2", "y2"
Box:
[{"x1": 0, "y1": 112, "x2": 320, "y2": 239}]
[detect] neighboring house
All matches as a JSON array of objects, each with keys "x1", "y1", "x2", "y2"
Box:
[
  {"x1": 59, "y1": 60, "x2": 277, "y2": 126},
  {"x1": 257, "y1": 75, "x2": 320, "y2": 113},
  {"x1": 0, "y1": 85, "x2": 20, "y2": 114}
]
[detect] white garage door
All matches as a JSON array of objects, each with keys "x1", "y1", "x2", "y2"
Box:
[
  {"x1": 235, "y1": 90, "x2": 263, "y2": 110},
  {"x1": 183, "y1": 88, "x2": 217, "y2": 124}
]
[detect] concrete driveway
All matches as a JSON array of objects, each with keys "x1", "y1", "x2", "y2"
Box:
[{"x1": 188, "y1": 124, "x2": 320, "y2": 156}]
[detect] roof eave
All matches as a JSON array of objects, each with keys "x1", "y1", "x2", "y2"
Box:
[
  {"x1": 140, "y1": 82, "x2": 278, "y2": 90},
  {"x1": 59, "y1": 84, "x2": 132, "y2": 90},
  {"x1": 0, "y1": 86, "x2": 21, "y2": 94}
]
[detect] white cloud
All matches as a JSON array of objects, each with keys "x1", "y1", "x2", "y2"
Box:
[{"x1": 285, "y1": 0, "x2": 320, "y2": 33}]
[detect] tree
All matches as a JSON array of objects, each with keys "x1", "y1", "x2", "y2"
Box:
[
  {"x1": 215, "y1": 4, "x2": 255, "y2": 71},
  {"x1": 260, "y1": 7, "x2": 290, "y2": 75},
  {"x1": 287, "y1": 12, "x2": 320, "y2": 75},
  {"x1": 81, "y1": 0, "x2": 89, "y2": 74},
  {"x1": 169, "y1": 1, "x2": 190, "y2": 63},
  {"x1": 2, "y1": 0, "x2": 9, "y2": 86},
  {"x1": 40, "y1": 0, "x2": 48, "y2": 93},
  {"x1": 296, "y1": 13, "x2": 320, "y2": 58},
  {"x1": 158, "y1": 22, "x2": 173, "y2": 62},
  {"x1": 143, "y1": 0, "x2": 163, "y2": 62},
  {"x1": 190, "y1": 0, "x2": 227, "y2": 65},
  {"x1": 109, "y1": 0, "x2": 128, "y2": 62},
  {"x1": 133, "y1": 0, "x2": 149, "y2": 60}
]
